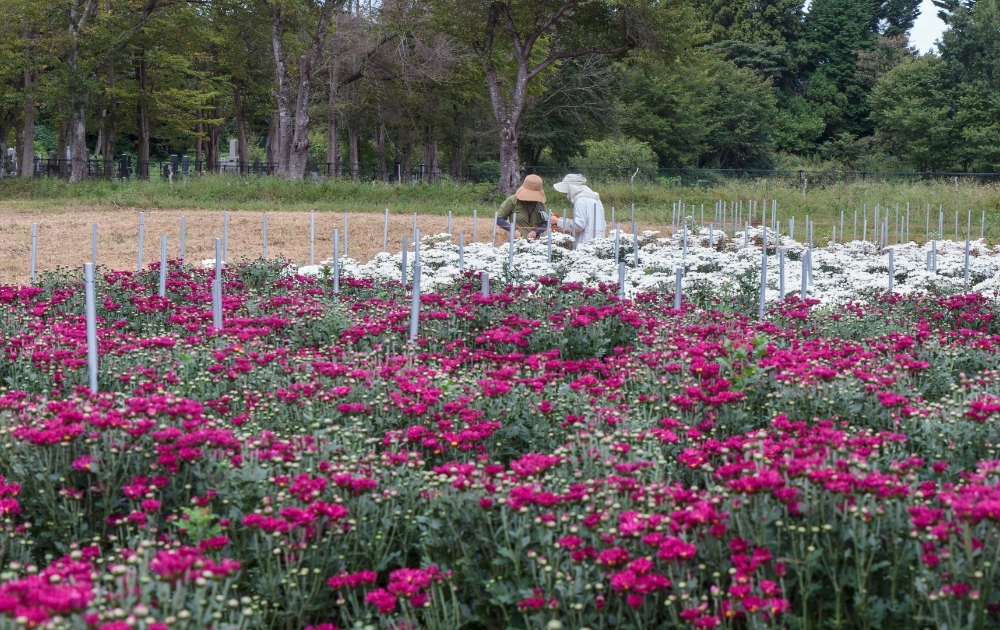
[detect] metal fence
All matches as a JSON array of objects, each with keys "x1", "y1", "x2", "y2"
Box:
[
  {"x1": 5, "y1": 155, "x2": 1000, "y2": 187},
  {"x1": 521, "y1": 166, "x2": 1000, "y2": 187}
]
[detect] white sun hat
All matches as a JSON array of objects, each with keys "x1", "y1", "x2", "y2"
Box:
[{"x1": 553, "y1": 173, "x2": 587, "y2": 193}]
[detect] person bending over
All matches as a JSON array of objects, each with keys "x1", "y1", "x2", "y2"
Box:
[
  {"x1": 547, "y1": 174, "x2": 606, "y2": 244},
  {"x1": 496, "y1": 174, "x2": 549, "y2": 243}
]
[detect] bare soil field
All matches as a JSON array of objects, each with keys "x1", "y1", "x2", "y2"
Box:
[{"x1": 0, "y1": 205, "x2": 668, "y2": 284}]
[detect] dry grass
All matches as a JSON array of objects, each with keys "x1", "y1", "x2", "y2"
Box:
[{"x1": 0, "y1": 205, "x2": 671, "y2": 284}]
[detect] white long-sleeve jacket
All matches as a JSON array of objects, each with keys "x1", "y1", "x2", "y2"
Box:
[{"x1": 555, "y1": 186, "x2": 606, "y2": 242}]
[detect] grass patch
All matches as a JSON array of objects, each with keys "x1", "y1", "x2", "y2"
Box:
[{"x1": 2, "y1": 175, "x2": 999, "y2": 243}]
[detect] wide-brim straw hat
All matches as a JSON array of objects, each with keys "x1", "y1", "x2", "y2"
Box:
[
  {"x1": 553, "y1": 173, "x2": 587, "y2": 194},
  {"x1": 515, "y1": 174, "x2": 546, "y2": 203}
]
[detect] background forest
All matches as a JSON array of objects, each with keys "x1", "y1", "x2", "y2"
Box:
[{"x1": 1, "y1": 0, "x2": 999, "y2": 195}]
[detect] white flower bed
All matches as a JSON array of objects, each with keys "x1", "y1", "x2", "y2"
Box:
[{"x1": 289, "y1": 227, "x2": 1000, "y2": 303}]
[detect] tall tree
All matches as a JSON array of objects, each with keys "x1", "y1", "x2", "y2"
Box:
[
  {"x1": 434, "y1": 0, "x2": 659, "y2": 194},
  {"x1": 267, "y1": 0, "x2": 344, "y2": 179}
]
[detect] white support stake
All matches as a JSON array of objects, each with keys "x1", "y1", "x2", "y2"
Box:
[
  {"x1": 222, "y1": 211, "x2": 229, "y2": 264},
  {"x1": 383, "y1": 209, "x2": 389, "y2": 253},
  {"x1": 779, "y1": 248, "x2": 785, "y2": 299},
  {"x1": 401, "y1": 236, "x2": 409, "y2": 285},
  {"x1": 159, "y1": 236, "x2": 167, "y2": 298},
  {"x1": 759, "y1": 249, "x2": 767, "y2": 319},
  {"x1": 673, "y1": 268, "x2": 683, "y2": 310},
  {"x1": 333, "y1": 229, "x2": 340, "y2": 295},
  {"x1": 213, "y1": 238, "x2": 223, "y2": 330},
  {"x1": 137, "y1": 213, "x2": 145, "y2": 272},
  {"x1": 888, "y1": 248, "x2": 894, "y2": 292},
  {"x1": 310, "y1": 211, "x2": 315, "y2": 266},
  {"x1": 84, "y1": 262, "x2": 99, "y2": 393},
  {"x1": 409, "y1": 264, "x2": 421, "y2": 342}
]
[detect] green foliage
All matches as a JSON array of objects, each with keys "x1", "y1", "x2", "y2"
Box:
[
  {"x1": 580, "y1": 137, "x2": 658, "y2": 170},
  {"x1": 870, "y1": 56, "x2": 955, "y2": 171}
]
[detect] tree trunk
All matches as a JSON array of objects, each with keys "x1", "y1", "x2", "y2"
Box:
[
  {"x1": 269, "y1": 5, "x2": 293, "y2": 177},
  {"x1": 0, "y1": 115, "x2": 12, "y2": 176},
  {"x1": 195, "y1": 109, "x2": 203, "y2": 168},
  {"x1": 401, "y1": 142, "x2": 411, "y2": 184},
  {"x1": 270, "y1": 0, "x2": 339, "y2": 180},
  {"x1": 485, "y1": 60, "x2": 530, "y2": 195},
  {"x1": 328, "y1": 114, "x2": 340, "y2": 178},
  {"x1": 265, "y1": 111, "x2": 279, "y2": 168},
  {"x1": 69, "y1": 100, "x2": 88, "y2": 182},
  {"x1": 377, "y1": 126, "x2": 386, "y2": 182},
  {"x1": 101, "y1": 60, "x2": 116, "y2": 178},
  {"x1": 423, "y1": 127, "x2": 437, "y2": 183},
  {"x1": 14, "y1": 122, "x2": 23, "y2": 176},
  {"x1": 57, "y1": 122, "x2": 67, "y2": 177},
  {"x1": 209, "y1": 101, "x2": 221, "y2": 170},
  {"x1": 20, "y1": 68, "x2": 35, "y2": 178},
  {"x1": 497, "y1": 129, "x2": 520, "y2": 195},
  {"x1": 67, "y1": 0, "x2": 95, "y2": 184},
  {"x1": 327, "y1": 66, "x2": 339, "y2": 177},
  {"x1": 136, "y1": 55, "x2": 150, "y2": 178},
  {"x1": 348, "y1": 126, "x2": 359, "y2": 181},
  {"x1": 233, "y1": 85, "x2": 249, "y2": 173},
  {"x1": 450, "y1": 139, "x2": 464, "y2": 180},
  {"x1": 288, "y1": 55, "x2": 315, "y2": 179}
]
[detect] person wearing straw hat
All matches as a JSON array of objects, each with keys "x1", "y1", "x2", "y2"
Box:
[
  {"x1": 495, "y1": 174, "x2": 549, "y2": 244},
  {"x1": 549, "y1": 174, "x2": 606, "y2": 243}
]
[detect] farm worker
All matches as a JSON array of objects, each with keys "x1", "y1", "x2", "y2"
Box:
[
  {"x1": 549, "y1": 174, "x2": 606, "y2": 243},
  {"x1": 495, "y1": 174, "x2": 549, "y2": 243}
]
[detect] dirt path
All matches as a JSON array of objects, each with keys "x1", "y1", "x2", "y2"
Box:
[{"x1": 0, "y1": 206, "x2": 668, "y2": 283}]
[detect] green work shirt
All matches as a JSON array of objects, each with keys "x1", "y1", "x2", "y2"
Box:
[{"x1": 498, "y1": 195, "x2": 547, "y2": 229}]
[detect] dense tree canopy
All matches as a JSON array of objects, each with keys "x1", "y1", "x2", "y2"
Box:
[{"x1": 1, "y1": 0, "x2": 999, "y2": 183}]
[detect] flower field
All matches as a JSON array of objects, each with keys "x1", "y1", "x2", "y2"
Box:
[
  {"x1": 306, "y1": 229, "x2": 1000, "y2": 306},
  {"x1": 4, "y1": 241, "x2": 1000, "y2": 630}
]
